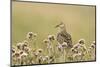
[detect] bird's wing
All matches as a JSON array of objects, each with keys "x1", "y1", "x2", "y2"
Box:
[
  {"x1": 60, "y1": 31, "x2": 73, "y2": 47},
  {"x1": 56, "y1": 32, "x2": 64, "y2": 44}
]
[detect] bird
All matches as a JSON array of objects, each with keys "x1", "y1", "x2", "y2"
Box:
[{"x1": 55, "y1": 22, "x2": 73, "y2": 48}]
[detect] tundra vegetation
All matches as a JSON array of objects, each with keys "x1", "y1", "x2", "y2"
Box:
[
  {"x1": 12, "y1": 32, "x2": 95, "y2": 66},
  {"x1": 12, "y1": 1, "x2": 96, "y2": 66}
]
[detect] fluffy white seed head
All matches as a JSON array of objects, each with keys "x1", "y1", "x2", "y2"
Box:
[
  {"x1": 12, "y1": 47, "x2": 16, "y2": 54},
  {"x1": 93, "y1": 41, "x2": 95, "y2": 44},
  {"x1": 45, "y1": 56, "x2": 49, "y2": 60},
  {"x1": 32, "y1": 49, "x2": 38, "y2": 57},
  {"x1": 71, "y1": 48, "x2": 78, "y2": 53},
  {"x1": 23, "y1": 40, "x2": 29, "y2": 46},
  {"x1": 13, "y1": 51, "x2": 21, "y2": 58},
  {"x1": 61, "y1": 42, "x2": 68, "y2": 48},
  {"x1": 20, "y1": 51, "x2": 28, "y2": 58},
  {"x1": 90, "y1": 41, "x2": 96, "y2": 49},
  {"x1": 16, "y1": 42, "x2": 23, "y2": 50},
  {"x1": 33, "y1": 33, "x2": 37, "y2": 37},
  {"x1": 22, "y1": 40, "x2": 29, "y2": 50},
  {"x1": 72, "y1": 39, "x2": 87, "y2": 54},
  {"x1": 37, "y1": 49, "x2": 43, "y2": 54},
  {"x1": 43, "y1": 39, "x2": 50, "y2": 44},
  {"x1": 26, "y1": 32, "x2": 37, "y2": 40},
  {"x1": 92, "y1": 41, "x2": 95, "y2": 46},
  {"x1": 23, "y1": 47, "x2": 30, "y2": 54},
  {"x1": 26, "y1": 32, "x2": 33, "y2": 40},
  {"x1": 42, "y1": 56, "x2": 49, "y2": 62},
  {"x1": 43, "y1": 39, "x2": 52, "y2": 49},
  {"x1": 73, "y1": 52, "x2": 82, "y2": 58},
  {"x1": 48, "y1": 35, "x2": 55, "y2": 41},
  {"x1": 33, "y1": 49, "x2": 43, "y2": 57},
  {"x1": 78, "y1": 39, "x2": 85, "y2": 44}
]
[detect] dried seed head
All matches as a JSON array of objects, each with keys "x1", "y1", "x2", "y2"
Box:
[
  {"x1": 71, "y1": 48, "x2": 78, "y2": 53},
  {"x1": 43, "y1": 39, "x2": 52, "y2": 49},
  {"x1": 45, "y1": 56, "x2": 49, "y2": 60},
  {"x1": 48, "y1": 35, "x2": 55, "y2": 41},
  {"x1": 32, "y1": 49, "x2": 38, "y2": 57},
  {"x1": 61, "y1": 42, "x2": 68, "y2": 48},
  {"x1": 16, "y1": 42, "x2": 23, "y2": 50},
  {"x1": 23, "y1": 47, "x2": 30, "y2": 53},
  {"x1": 33, "y1": 49, "x2": 43, "y2": 57},
  {"x1": 37, "y1": 49, "x2": 43, "y2": 53},
  {"x1": 23, "y1": 40, "x2": 29, "y2": 46},
  {"x1": 14, "y1": 52, "x2": 20, "y2": 57},
  {"x1": 33, "y1": 33, "x2": 37, "y2": 37},
  {"x1": 21, "y1": 51, "x2": 28, "y2": 58},
  {"x1": 19, "y1": 50, "x2": 24, "y2": 55},
  {"x1": 41, "y1": 56, "x2": 49, "y2": 63},
  {"x1": 78, "y1": 39, "x2": 85, "y2": 44},
  {"x1": 12, "y1": 47, "x2": 16, "y2": 53},
  {"x1": 22, "y1": 40, "x2": 29, "y2": 50},
  {"x1": 91, "y1": 45, "x2": 95, "y2": 49},
  {"x1": 73, "y1": 52, "x2": 82, "y2": 58},
  {"x1": 43, "y1": 39, "x2": 49, "y2": 43},
  {"x1": 90, "y1": 41, "x2": 96, "y2": 49},
  {"x1": 26, "y1": 32, "x2": 37, "y2": 40},
  {"x1": 28, "y1": 32, "x2": 33, "y2": 36},
  {"x1": 92, "y1": 41, "x2": 95, "y2": 45},
  {"x1": 26, "y1": 32, "x2": 33, "y2": 40}
]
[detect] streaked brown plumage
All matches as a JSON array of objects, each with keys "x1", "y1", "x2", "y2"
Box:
[{"x1": 55, "y1": 22, "x2": 73, "y2": 48}]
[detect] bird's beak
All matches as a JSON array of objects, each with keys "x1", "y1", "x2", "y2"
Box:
[
  {"x1": 55, "y1": 24, "x2": 59, "y2": 28},
  {"x1": 55, "y1": 22, "x2": 63, "y2": 28}
]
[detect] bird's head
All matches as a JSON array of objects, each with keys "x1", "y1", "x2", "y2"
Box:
[
  {"x1": 55, "y1": 22, "x2": 66, "y2": 31},
  {"x1": 55, "y1": 22, "x2": 64, "y2": 28}
]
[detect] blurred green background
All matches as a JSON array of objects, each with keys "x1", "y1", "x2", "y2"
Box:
[{"x1": 12, "y1": 1, "x2": 95, "y2": 48}]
